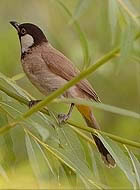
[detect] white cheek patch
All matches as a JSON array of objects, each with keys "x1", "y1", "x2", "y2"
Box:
[{"x1": 21, "y1": 34, "x2": 34, "y2": 53}]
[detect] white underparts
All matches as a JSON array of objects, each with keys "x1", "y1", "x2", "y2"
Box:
[{"x1": 21, "y1": 34, "x2": 34, "y2": 53}]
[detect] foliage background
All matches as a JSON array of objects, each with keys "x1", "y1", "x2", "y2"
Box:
[{"x1": 0, "y1": 0, "x2": 140, "y2": 189}]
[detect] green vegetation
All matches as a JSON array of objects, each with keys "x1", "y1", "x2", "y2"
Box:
[{"x1": 0, "y1": 0, "x2": 140, "y2": 189}]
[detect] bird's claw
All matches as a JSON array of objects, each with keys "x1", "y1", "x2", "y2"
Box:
[
  {"x1": 28, "y1": 100, "x2": 41, "y2": 108},
  {"x1": 58, "y1": 113, "x2": 69, "y2": 124}
]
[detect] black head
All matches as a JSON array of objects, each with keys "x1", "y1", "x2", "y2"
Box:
[{"x1": 10, "y1": 21, "x2": 48, "y2": 52}]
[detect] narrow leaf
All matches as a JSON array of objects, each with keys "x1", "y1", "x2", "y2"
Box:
[
  {"x1": 34, "y1": 141, "x2": 56, "y2": 177},
  {"x1": 55, "y1": 98, "x2": 140, "y2": 120},
  {"x1": 11, "y1": 73, "x2": 25, "y2": 81},
  {"x1": 108, "y1": 0, "x2": 119, "y2": 42},
  {"x1": 98, "y1": 134, "x2": 136, "y2": 188},
  {"x1": 0, "y1": 72, "x2": 30, "y2": 100},
  {"x1": 25, "y1": 133, "x2": 43, "y2": 188},
  {"x1": 56, "y1": 0, "x2": 90, "y2": 69},
  {"x1": 72, "y1": 0, "x2": 93, "y2": 22},
  {"x1": 119, "y1": 23, "x2": 134, "y2": 66},
  {"x1": 27, "y1": 130, "x2": 103, "y2": 189},
  {"x1": 127, "y1": 149, "x2": 140, "y2": 187}
]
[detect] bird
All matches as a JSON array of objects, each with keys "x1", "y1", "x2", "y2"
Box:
[{"x1": 10, "y1": 21, "x2": 116, "y2": 168}]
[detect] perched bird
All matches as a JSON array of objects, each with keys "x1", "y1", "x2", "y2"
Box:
[{"x1": 10, "y1": 21, "x2": 116, "y2": 167}]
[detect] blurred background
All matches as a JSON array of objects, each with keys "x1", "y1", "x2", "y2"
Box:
[{"x1": 0, "y1": 0, "x2": 140, "y2": 189}]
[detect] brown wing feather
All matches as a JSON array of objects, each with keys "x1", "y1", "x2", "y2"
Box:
[{"x1": 42, "y1": 44, "x2": 100, "y2": 102}]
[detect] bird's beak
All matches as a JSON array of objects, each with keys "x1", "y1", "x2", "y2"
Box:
[{"x1": 10, "y1": 21, "x2": 20, "y2": 32}]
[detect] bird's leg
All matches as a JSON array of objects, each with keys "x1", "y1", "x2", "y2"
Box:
[
  {"x1": 28, "y1": 100, "x2": 41, "y2": 108},
  {"x1": 58, "y1": 103, "x2": 74, "y2": 124}
]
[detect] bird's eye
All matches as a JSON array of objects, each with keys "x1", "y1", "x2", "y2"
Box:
[{"x1": 21, "y1": 28, "x2": 26, "y2": 35}]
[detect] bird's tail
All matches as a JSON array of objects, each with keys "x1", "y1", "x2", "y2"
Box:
[{"x1": 76, "y1": 105, "x2": 116, "y2": 168}]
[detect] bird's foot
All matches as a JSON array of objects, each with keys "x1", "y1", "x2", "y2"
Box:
[
  {"x1": 58, "y1": 113, "x2": 69, "y2": 124},
  {"x1": 28, "y1": 100, "x2": 41, "y2": 108}
]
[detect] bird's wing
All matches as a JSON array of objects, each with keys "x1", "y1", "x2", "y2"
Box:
[{"x1": 42, "y1": 44, "x2": 100, "y2": 102}]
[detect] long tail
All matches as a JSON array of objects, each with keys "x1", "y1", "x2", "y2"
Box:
[{"x1": 76, "y1": 105, "x2": 116, "y2": 168}]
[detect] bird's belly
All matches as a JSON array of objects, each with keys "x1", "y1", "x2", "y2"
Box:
[
  {"x1": 24, "y1": 68, "x2": 81, "y2": 98},
  {"x1": 22, "y1": 57, "x2": 82, "y2": 98},
  {"x1": 22, "y1": 63, "x2": 67, "y2": 96}
]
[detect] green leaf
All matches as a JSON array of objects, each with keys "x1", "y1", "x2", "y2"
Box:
[
  {"x1": 28, "y1": 130, "x2": 104, "y2": 189},
  {"x1": 61, "y1": 163, "x2": 77, "y2": 188},
  {"x1": 72, "y1": 0, "x2": 93, "y2": 22},
  {"x1": 25, "y1": 133, "x2": 43, "y2": 188},
  {"x1": 43, "y1": 115, "x2": 103, "y2": 188},
  {"x1": 78, "y1": 136, "x2": 93, "y2": 169},
  {"x1": 56, "y1": 125, "x2": 86, "y2": 161},
  {"x1": 48, "y1": 140, "x2": 108, "y2": 189},
  {"x1": 55, "y1": 98, "x2": 140, "y2": 120},
  {"x1": 0, "y1": 101, "x2": 55, "y2": 144},
  {"x1": 32, "y1": 122, "x2": 50, "y2": 142},
  {"x1": 98, "y1": 134, "x2": 136, "y2": 188},
  {"x1": 118, "y1": 0, "x2": 139, "y2": 26},
  {"x1": 56, "y1": 0, "x2": 90, "y2": 69},
  {"x1": 118, "y1": 8, "x2": 127, "y2": 29},
  {"x1": 108, "y1": 0, "x2": 119, "y2": 43},
  {"x1": 127, "y1": 149, "x2": 140, "y2": 187},
  {"x1": 11, "y1": 73, "x2": 25, "y2": 81},
  {"x1": 121, "y1": 0, "x2": 138, "y2": 15},
  {"x1": 0, "y1": 72, "x2": 30, "y2": 100},
  {"x1": 119, "y1": 23, "x2": 134, "y2": 66},
  {"x1": 34, "y1": 141, "x2": 57, "y2": 178},
  {"x1": 10, "y1": 127, "x2": 26, "y2": 164}
]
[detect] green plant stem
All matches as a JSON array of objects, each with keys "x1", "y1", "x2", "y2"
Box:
[
  {"x1": 55, "y1": 98, "x2": 140, "y2": 119},
  {"x1": 68, "y1": 121, "x2": 140, "y2": 148},
  {"x1": 1, "y1": 84, "x2": 140, "y2": 149}
]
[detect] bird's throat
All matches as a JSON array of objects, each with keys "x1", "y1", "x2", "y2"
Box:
[{"x1": 20, "y1": 34, "x2": 34, "y2": 54}]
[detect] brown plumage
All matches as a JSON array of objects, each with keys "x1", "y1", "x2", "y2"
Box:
[{"x1": 10, "y1": 21, "x2": 116, "y2": 168}]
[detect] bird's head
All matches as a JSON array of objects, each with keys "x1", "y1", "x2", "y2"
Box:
[{"x1": 10, "y1": 21, "x2": 48, "y2": 53}]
